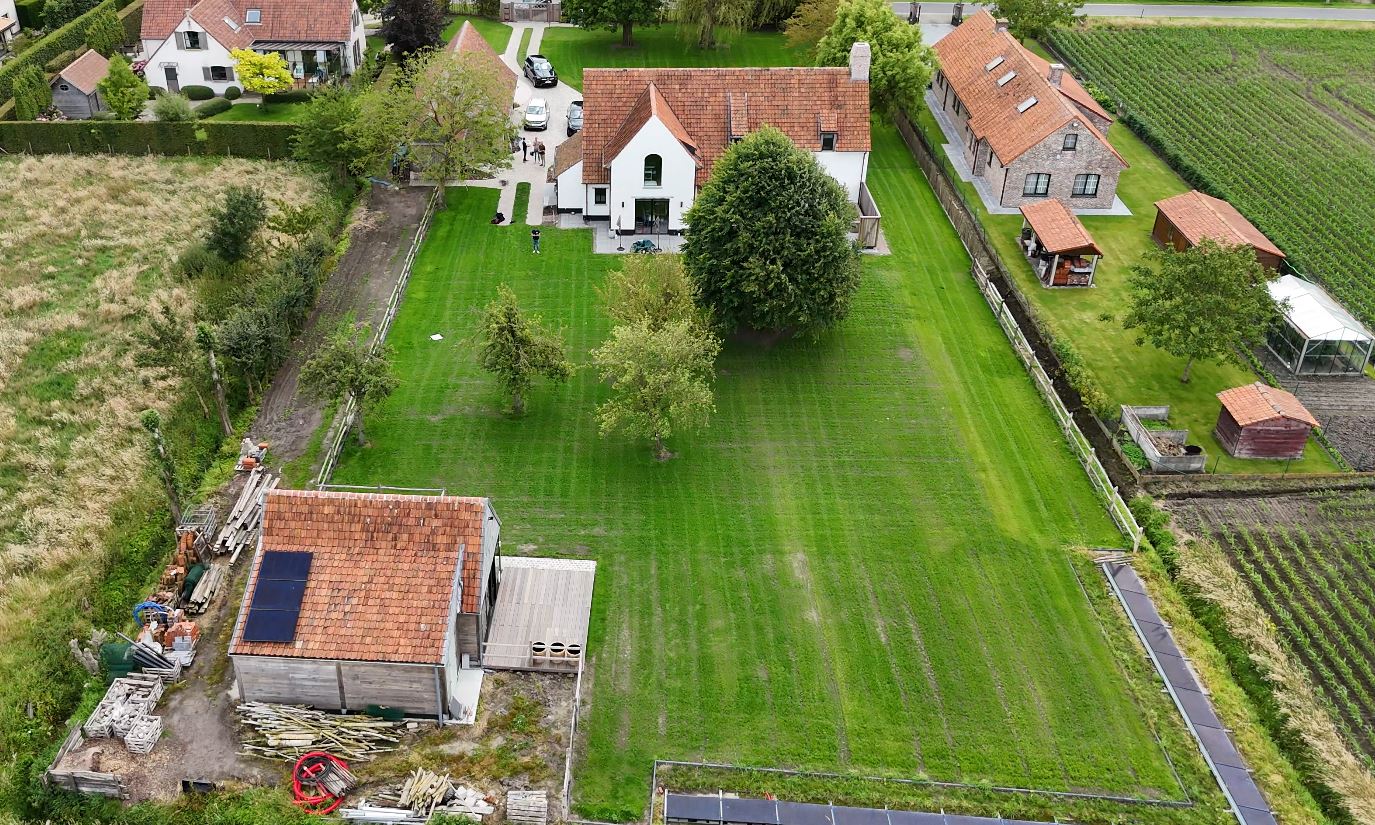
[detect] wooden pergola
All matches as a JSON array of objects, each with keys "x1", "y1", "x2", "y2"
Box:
[{"x1": 1018, "y1": 199, "x2": 1102, "y2": 287}]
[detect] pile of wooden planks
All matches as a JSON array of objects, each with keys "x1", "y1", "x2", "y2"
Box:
[
  {"x1": 214, "y1": 468, "x2": 278, "y2": 563},
  {"x1": 340, "y1": 769, "x2": 496, "y2": 823},
  {"x1": 185, "y1": 564, "x2": 226, "y2": 615},
  {"x1": 505, "y1": 790, "x2": 548, "y2": 825},
  {"x1": 237, "y1": 703, "x2": 403, "y2": 762}
]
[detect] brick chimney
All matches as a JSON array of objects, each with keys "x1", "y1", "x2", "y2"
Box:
[
  {"x1": 849, "y1": 41, "x2": 871, "y2": 83},
  {"x1": 994, "y1": 18, "x2": 1010, "y2": 32},
  {"x1": 1047, "y1": 63, "x2": 1064, "y2": 87}
]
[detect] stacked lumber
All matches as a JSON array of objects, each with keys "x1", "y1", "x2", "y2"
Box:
[
  {"x1": 214, "y1": 469, "x2": 279, "y2": 562},
  {"x1": 340, "y1": 770, "x2": 496, "y2": 823},
  {"x1": 506, "y1": 790, "x2": 548, "y2": 825},
  {"x1": 237, "y1": 703, "x2": 403, "y2": 762},
  {"x1": 186, "y1": 565, "x2": 225, "y2": 614}
]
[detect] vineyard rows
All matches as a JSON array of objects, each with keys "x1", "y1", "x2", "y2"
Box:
[{"x1": 1050, "y1": 26, "x2": 1375, "y2": 329}]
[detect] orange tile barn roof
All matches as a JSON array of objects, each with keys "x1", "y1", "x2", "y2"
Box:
[
  {"x1": 230, "y1": 490, "x2": 491, "y2": 664},
  {"x1": 580, "y1": 66, "x2": 870, "y2": 187},
  {"x1": 447, "y1": 20, "x2": 517, "y2": 98},
  {"x1": 1218, "y1": 382, "x2": 1318, "y2": 428},
  {"x1": 1154, "y1": 190, "x2": 1285, "y2": 259},
  {"x1": 1020, "y1": 198, "x2": 1101, "y2": 255},
  {"x1": 932, "y1": 11, "x2": 1124, "y2": 166},
  {"x1": 142, "y1": 0, "x2": 355, "y2": 46},
  {"x1": 59, "y1": 49, "x2": 110, "y2": 95},
  {"x1": 549, "y1": 130, "x2": 583, "y2": 182}
]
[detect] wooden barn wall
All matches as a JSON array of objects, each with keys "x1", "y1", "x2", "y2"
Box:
[
  {"x1": 1235, "y1": 420, "x2": 1310, "y2": 460},
  {"x1": 233, "y1": 655, "x2": 342, "y2": 708},
  {"x1": 340, "y1": 661, "x2": 440, "y2": 716},
  {"x1": 456, "y1": 612, "x2": 480, "y2": 662}
]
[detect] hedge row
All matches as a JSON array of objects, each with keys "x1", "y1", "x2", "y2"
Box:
[
  {"x1": 0, "y1": 120, "x2": 299, "y2": 159},
  {"x1": 0, "y1": 0, "x2": 143, "y2": 110}
]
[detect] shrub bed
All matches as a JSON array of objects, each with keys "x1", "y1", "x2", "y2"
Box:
[
  {"x1": 0, "y1": 120, "x2": 299, "y2": 158},
  {"x1": 195, "y1": 97, "x2": 233, "y2": 118},
  {"x1": 182, "y1": 84, "x2": 214, "y2": 100},
  {"x1": 264, "y1": 89, "x2": 311, "y2": 104}
]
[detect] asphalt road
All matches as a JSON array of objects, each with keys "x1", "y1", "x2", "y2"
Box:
[{"x1": 892, "y1": 1, "x2": 1375, "y2": 20}]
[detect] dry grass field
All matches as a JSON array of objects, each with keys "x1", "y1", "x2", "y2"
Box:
[{"x1": 0, "y1": 155, "x2": 325, "y2": 791}]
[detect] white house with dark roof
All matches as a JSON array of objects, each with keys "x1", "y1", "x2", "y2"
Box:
[
  {"x1": 139, "y1": 0, "x2": 365, "y2": 95},
  {"x1": 553, "y1": 43, "x2": 874, "y2": 239}
]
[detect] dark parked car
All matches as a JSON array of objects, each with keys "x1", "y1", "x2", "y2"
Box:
[
  {"x1": 523, "y1": 55, "x2": 557, "y2": 88},
  {"x1": 567, "y1": 100, "x2": 583, "y2": 137}
]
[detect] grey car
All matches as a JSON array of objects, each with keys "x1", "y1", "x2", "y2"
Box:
[{"x1": 567, "y1": 100, "x2": 583, "y2": 137}]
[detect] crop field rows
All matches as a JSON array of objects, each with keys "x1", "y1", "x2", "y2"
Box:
[
  {"x1": 1172, "y1": 490, "x2": 1375, "y2": 765},
  {"x1": 331, "y1": 127, "x2": 1206, "y2": 819},
  {"x1": 1049, "y1": 26, "x2": 1375, "y2": 329}
]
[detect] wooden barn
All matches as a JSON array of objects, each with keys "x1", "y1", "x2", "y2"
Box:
[
  {"x1": 1152, "y1": 190, "x2": 1285, "y2": 270},
  {"x1": 1018, "y1": 198, "x2": 1102, "y2": 287},
  {"x1": 50, "y1": 49, "x2": 109, "y2": 119},
  {"x1": 1214, "y1": 382, "x2": 1318, "y2": 460},
  {"x1": 229, "y1": 489, "x2": 501, "y2": 720}
]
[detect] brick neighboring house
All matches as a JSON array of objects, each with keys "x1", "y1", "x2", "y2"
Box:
[
  {"x1": 553, "y1": 43, "x2": 873, "y2": 237},
  {"x1": 229, "y1": 489, "x2": 502, "y2": 720},
  {"x1": 140, "y1": 0, "x2": 366, "y2": 96},
  {"x1": 931, "y1": 11, "x2": 1126, "y2": 210}
]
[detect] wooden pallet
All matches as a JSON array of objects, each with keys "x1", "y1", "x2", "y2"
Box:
[{"x1": 506, "y1": 790, "x2": 548, "y2": 825}]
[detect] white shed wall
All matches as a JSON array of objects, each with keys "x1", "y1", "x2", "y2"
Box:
[{"x1": 814, "y1": 150, "x2": 868, "y2": 202}]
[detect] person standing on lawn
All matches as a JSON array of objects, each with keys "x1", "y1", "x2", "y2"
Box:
[{"x1": 531, "y1": 228, "x2": 541, "y2": 254}]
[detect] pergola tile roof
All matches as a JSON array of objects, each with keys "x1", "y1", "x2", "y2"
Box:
[
  {"x1": 1217, "y1": 382, "x2": 1319, "y2": 428},
  {"x1": 230, "y1": 490, "x2": 490, "y2": 664},
  {"x1": 1020, "y1": 198, "x2": 1101, "y2": 255},
  {"x1": 1154, "y1": 190, "x2": 1285, "y2": 259}
]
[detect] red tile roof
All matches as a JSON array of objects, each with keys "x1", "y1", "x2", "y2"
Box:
[
  {"x1": 580, "y1": 66, "x2": 870, "y2": 186},
  {"x1": 549, "y1": 130, "x2": 583, "y2": 182},
  {"x1": 933, "y1": 11, "x2": 1124, "y2": 166},
  {"x1": 142, "y1": 0, "x2": 355, "y2": 46},
  {"x1": 1154, "y1": 190, "x2": 1285, "y2": 259},
  {"x1": 58, "y1": 49, "x2": 110, "y2": 95},
  {"x1": 1020, "y1": 198, "x2": 1101, "y2": 255},
  {"x1": 1218, "y1": 382, "x2": 1318, "y2": 428},
  {"x1": 446, "y1": 21, "x2": 517, "y2": 99},
  {"x1": 230, "y1": 490, "x2": 492, "y2": 664}
]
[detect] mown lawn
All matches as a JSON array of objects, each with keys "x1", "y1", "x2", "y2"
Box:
[
  {"x1": 204, "y1": 101, "x2": 308, "y2": 123},
  {"x1": 331, "y1": 125, "x2": 1200, "y2": 818},
  {"x1": 442, "y1": 15, "x2": 513, "y2": 52},
  {"x1": 537, "y1": 23, "x2": 806, "y2": 88},
  {"x1": 912, "y1": 106, "x2": 1336, "y2": 473}
]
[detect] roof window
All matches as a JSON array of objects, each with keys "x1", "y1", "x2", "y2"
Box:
[
  {"x1": 245, "y1": 8, "x2": 261, "y2": 23},
  {"x1": 997, "y1": 71, "x2": 1016, "y2": 86},
  {"x1": 223, "y1": 16, "x2": 240, "y2": 30},
  {"x1": 985, "y1": 56, "x2": 1004, "y2": 71},
  {"x1": 1016, "y1": 97, "x2": 1038, "y2": 113}
]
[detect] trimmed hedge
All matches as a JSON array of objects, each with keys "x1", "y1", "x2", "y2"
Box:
[
  {"x1": 15, "y1": 0, "x2": 47, "y2": 28},
  {"x1": 183, "y1": 84, "x2": 214, "y2": 101},
  {"x1": 0, "y1": 120, "x2": 299, "y2": 158},
  {"x1": 224, "y1": 85, "x2": 241, "y2": 100},
  {"x1": 195, "y1": 98, "x2": 232, "y2": 118},
  {"x1": 0, "y1": 0, "x2": 121, "y2": 108},
  {"x1": 264, "y1": 89, "x2": 311, "y2": 104}
]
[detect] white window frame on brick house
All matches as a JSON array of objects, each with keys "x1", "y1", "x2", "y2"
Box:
[
  {"x1": 1072, "y1": 173, "x2": 1100, "y2": 198},
  {"x1": 1023, "y1": 172, "x2": 1051, "y2": 197}
]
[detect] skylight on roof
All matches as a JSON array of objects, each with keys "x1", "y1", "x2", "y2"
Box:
[
  {"x1": 985, "y1": 55, "x2": 1005, "y2": 72},
  {"x1": 997, "y1": 70, "x2": 1016, "y2": 86},
  {"x1": 1016, "y1": 97, "x2": 1038, "y2": 113},
  {"x1": 245, "y1": 8, "x2": 261, "y2": 22},
  {"x1": 223, "y1": 15, "x2": 239, "y2": 30}
]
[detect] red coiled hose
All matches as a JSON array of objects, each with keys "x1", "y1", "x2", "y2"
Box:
[{"x1": 291, "y1": 750, "x2": 350, "y2": 815}]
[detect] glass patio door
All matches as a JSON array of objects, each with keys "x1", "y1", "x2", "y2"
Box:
[{"x1": 634, "y1": 199, "x2": 669, "y2": 234}]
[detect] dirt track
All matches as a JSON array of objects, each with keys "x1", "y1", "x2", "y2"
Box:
[{"x1": 254, "y1": 185, "x2": 431, "y2": 466}]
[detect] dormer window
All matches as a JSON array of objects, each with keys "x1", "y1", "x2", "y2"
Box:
[
  {"x1": 997, "y1": 71, "x2": 1015, "y2": 86},
  {"x1": 1016, "y1": 97, "x2": 1037, "y2": 113},
  {"x1": 820, "y1": 131, "x2": 837, "y2": 151},
  {"x1": 985, "y1": 56, "x2": 1004, "y2": 72},
  {"x1": 245, "y1": 8, "x2": 261, "y2": 23}
]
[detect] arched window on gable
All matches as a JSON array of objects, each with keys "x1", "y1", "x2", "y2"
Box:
[{"x1": 644, "y1": 154, "x2": 662, "y2": 186}]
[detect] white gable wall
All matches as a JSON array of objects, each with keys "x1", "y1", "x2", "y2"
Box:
[
  {"x1": 145, "y1": 20, "x2": 238, "y2": 94},
  {"x1": 814, "y1": 150, "x2": 868, "y2": 202},
  {"x1": 606, "y1": 116, "x2": 696, "y2": 233},
  {"x1": 556, "y1": 160, "x2": 585, "y2": 212}
]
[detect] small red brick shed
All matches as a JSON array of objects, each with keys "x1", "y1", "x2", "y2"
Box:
[
  {"x1": 1214, "y1": 382, "x2": 1318, "y2": 460},
  {"x1": 1152, "y1": 191, "x2": 1286, "y2": 271}
]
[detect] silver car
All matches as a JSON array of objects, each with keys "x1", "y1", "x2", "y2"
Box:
[
  {"x1": 567, "y1": 100, "x2": 583, "y2": 137},
  {"x1": 523, "y1": 98, "x2": 548, "y2": 131}
]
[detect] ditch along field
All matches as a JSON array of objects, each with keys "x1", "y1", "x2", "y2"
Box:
[
  {"x1": 1049, "y1": 24, "x2": 1375, "y2": 330},
  {"x1": 0, "y1": 156, "x2": 326, "y2": 809},
  {"x1": 331, "y1": 127, "x2": 1233, "y2": 822},
  {"x1": 1170, "y1": 489, "x2": 1375, "y2": 767}
]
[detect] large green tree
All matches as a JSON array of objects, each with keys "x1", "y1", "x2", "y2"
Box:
[
  {"x1": 815, "y1": 0, "x2": 935, "y2": 113},
  {"x1": 379, "y1": 0, "x2": 445, "y2": 57},
  {"x1": 592, "y1": 317, "x2": 720, "y2": 461},
  {"x1": 1122, "y1": 239, "x2": 1281, "y2": 383},
  {"x1": 674, "y1": 0, "x2": 754, "y2": 49},
  {"x1": 97, "y1": 55, "x2": 148, "y2": 120},
  {"x1": 683, "y1": 126, "x2": 861, "y2": 335},
  {"x1": 293, "y1": 85, "x2": 365, "y2": 181},
  {"x1": 785, "y1": 0, "x2": 837, "y2": 53},
  {"x1": 599, "y1": 254, "x2": 707, "y2": 331},
  {"x1": 204, "y1": 186, "x2": 267, "y2": 263},
  {"x1": 562, "y1": 0, "x2": 665, "y2": 47},
  {"x1": 989, "y1": 0, "x2": 1083, "y2": 43},
  {"x1": 477, "y1": 286, "x2": 574, "y2": 415},
  {"x1": 299, "y1": 322, "x2": 399, "y2": 445}
]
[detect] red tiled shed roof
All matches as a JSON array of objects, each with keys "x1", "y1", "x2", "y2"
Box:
[
  {"x1": 58, "y1": 49, "x2": 110, "y2": 95},
  {"x1": 580, "y1": 66, "x2": 870, "y2": 186},
  {"x1": 1154, "y1": 190, "x2": 1285, "y2": 259},
  {"x1": 933, "y1": 11, "x2": 1124, "y2": 166},
  {"x1": 229, "y1": 489, "x2": 491, "y2": 664},
  {"x1": 447, "y1": 21, "x2": 517, "y2": 99},
  {"x1": 1020, "y1": 198, "x2": 1101, "y2": 255},
  {"x1": 1218, "y1": 382, "x2": 1318, "y2": 428},
  {"x1": 142, "y1": 0, "x2": 354, "y2": 46}
]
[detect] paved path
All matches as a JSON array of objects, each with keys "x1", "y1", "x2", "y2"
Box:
[{"x1": 894, "y1": 1, "x2": 1375, "y2": 20}]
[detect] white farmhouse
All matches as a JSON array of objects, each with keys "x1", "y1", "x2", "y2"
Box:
[
  {"x1": 140, "y1": 0, "x2": 366, "y2": 96},
  {"x1": 552, "y1": 43, "x2": 874, "y2": 240}
]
